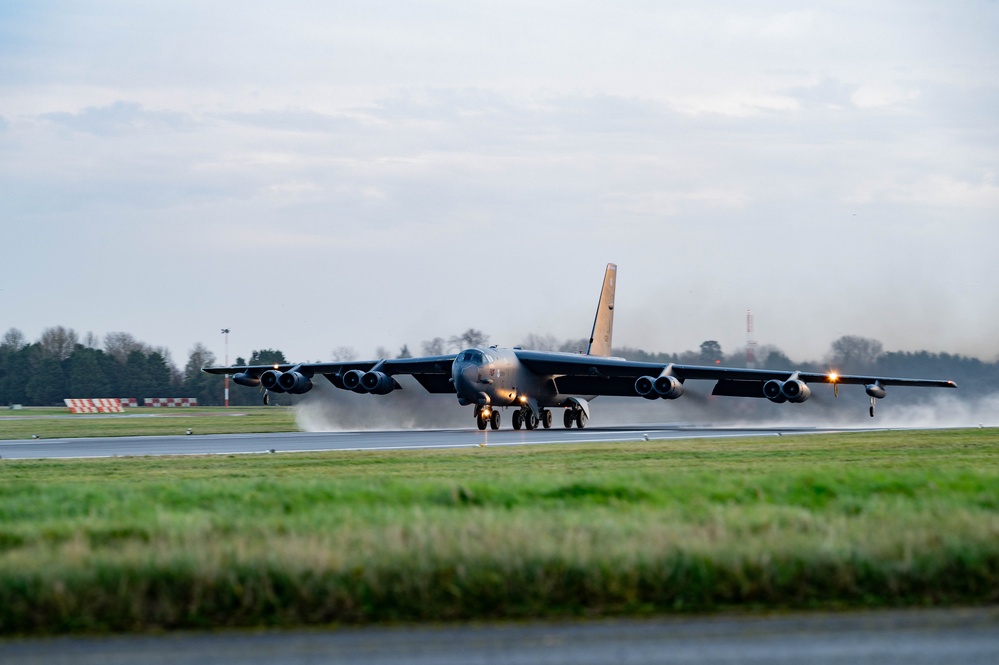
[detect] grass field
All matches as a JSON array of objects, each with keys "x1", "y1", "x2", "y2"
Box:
[
  {"x1": 0, "y1": 407, "x2": 297, "y2": 440},
  {"x1": 0, "y1": 428, "x2": 997, "y2": 635}
]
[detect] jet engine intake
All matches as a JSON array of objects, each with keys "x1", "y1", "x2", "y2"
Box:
[
  {"x1": 260, "y1": 370, "x2": 286, "y2": 393},
  {"x1": 635, "y1": 376, "x2": 658, "y2": 400},
  {"x1": 781, "y1": 379, "x2": 811, "y2": 403},
  {"x1": 277, "y1": 371, "x2": 313, "y2": 394},
  {"x1": 341, "y1": 369, "x2": 366, "y2": 392},
  {"x1": 763, "y1": 379, "x2": 787, "y2": 403},
  {"x1": 232, "y1": 372, "x2": 260, "y2": 388},
  {"x1": 361, "y1": 370, "x2": 396, "y2": 395},
  {"x1": 653, "y1": 375, "x2": 684, "y2": 399}
]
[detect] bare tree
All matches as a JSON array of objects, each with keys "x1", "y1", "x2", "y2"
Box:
[
  {"x1": 40, "y1": 326, "x2": 79, "y2": 360},
  {"x1": 104, "y1": 332, "x2": 149, "y2": 363},
  {"x1": 420, "y1": 337, "x2": 446, "y2": 356},
  {"x1": 184, "y1": 343, "x2": 216, "y2": 383},
  {"x1": 82, "y1": 331, "x2": 101, "y2": 349},
  {"x1": 828, "y1": 335, "x2": 883, "y2": 370},
  {"x1": 448, "y1": 328, "x2": 489, "y2": 351},
  {"x1": 558, "y1": 338, "x2": 589, "y2": 354},
  {"x1": 520, "y1": 333, "x2": 560, "y2": 351},
  {"x1": 330, "y1": 346, "x2": 357, "y2": 362},
  {"x1": 1, "y1": 327, "x2": 26, "y2": 351}
]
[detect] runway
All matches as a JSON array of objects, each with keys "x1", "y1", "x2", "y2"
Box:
[
  {"x1": 2, "y1": 607, "x2": 997, "y2": 664},
  {"x1": 0, "y1": 424, "x2": 865, "y2": 459}
]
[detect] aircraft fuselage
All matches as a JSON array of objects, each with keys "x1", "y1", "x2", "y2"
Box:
[{"x1": 452, "y1": 347, "x2": 587, "y2": 409}]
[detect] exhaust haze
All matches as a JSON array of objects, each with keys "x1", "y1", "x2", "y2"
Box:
[{"x1": 296, "y1": 377, "x2": 996, "y2": 432}]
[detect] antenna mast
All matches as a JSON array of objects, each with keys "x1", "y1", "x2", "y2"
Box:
[{"x1": 745, "y1": 308, "x2": 757, "y2": 368}]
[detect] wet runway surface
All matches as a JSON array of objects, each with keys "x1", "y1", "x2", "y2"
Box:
[
  {"x1": 2, "y1": 607, "x2": 997, "y2": 664},
  {"x1": 0, "y1": 424, "x2": 866, "y2": 459}
]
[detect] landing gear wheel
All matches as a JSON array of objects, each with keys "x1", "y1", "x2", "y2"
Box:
[
  {"x1": 525, "y1": 411, "x2": 538, "y2": 430},
  {"x1": 476, "y1": 411, "x2": 487, "y2": 430},
  {"x1": 262, "y1": 392, "x2": 270, "y2": 406},
  {"x1": 512, "y1": 410, "x2": 523, "y2": 430},
  {"x1": 490, "y1": 410, "x2": 501, "y2": 430},
  {"x1": 869, "y1": 405, "x2": 875, "y2": 418},
  {"x1": 564, "y1": 409, "x2": 574, "y2": 429},
  {"x1": 541, "y1": 409, "x2": 553, "y2": 429},
  {"x1": 575, "y1": 410, "x2": 587, "y2": 429}
]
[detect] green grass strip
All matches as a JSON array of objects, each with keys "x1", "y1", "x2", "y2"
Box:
[
  {"x1": 0, "y1": 428, "x2": 997, "y2": 634},
  {"x1": 0, "y1": 407, "x2": 296, "y2": 440}
]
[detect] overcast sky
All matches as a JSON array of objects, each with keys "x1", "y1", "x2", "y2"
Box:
[{"x1": 2, "y1": 1, "x2": 997, "y2": 368}]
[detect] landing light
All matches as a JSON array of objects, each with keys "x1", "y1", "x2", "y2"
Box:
[
  {"x1": 828, "y1": 372, "x2": 839, "y2": 382},
  {"x1": 519, "y1": 395, "x2": 527, "y2": 404},
  {"x1": 274, "y1": 364, "x2": 280, "y2": 369}
]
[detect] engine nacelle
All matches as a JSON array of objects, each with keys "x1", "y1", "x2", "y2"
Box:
[
  {"x1": 232, "y1": 372, "x2": 260, "y2": 388},
  {"x1": 361, "y1": 371, "x2": 396, "y2": 395},
  {"x1": 635, "y1": 376, "x2": 658, "y2": 400},
  {"x1": 865, "y1": 383, "x2": 887, "y2": 399},
  {"x1": 653, "y1": 375, "x2": 684, "y2": 399},
  {"x1": 763, "y1": 379, "x2": 787, "y2": 403},
  {"x1": 781, "y1": 379, "x2": 811, "y2": 403},
  {"x1": 260, "y1": 369, "x2": 286, "y2": 393},
  {"x1": 341, "y1": 369, "x2": 366, "y2": 393},
  {"x1": 277, "y1": 371, "x2": 313, "y2": 394}
]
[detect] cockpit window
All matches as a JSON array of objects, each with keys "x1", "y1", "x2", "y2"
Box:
[{"x1": 459, "y1": 350, "x2": 487, "y2": 364}]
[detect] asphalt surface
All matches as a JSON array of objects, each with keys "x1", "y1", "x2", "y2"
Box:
[
  {"x1": 2, "y1": 608, "x2": 997, "y2": 664},
  {"x1": 0, "y1": 424, "x2": 875, "y2": 459}
]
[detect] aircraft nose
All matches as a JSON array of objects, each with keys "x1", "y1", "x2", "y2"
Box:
[{"x1": 453, "y1": 362, "x2": 480, "y2": 401}]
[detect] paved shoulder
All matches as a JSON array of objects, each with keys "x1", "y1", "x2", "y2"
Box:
[{"x1": 2, "y1": 608, "x2": 997, "y2": 665}]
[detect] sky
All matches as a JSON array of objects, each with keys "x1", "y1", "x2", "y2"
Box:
[{"x1": 1, "y1": 1, "x2": 997, "y2": 368}]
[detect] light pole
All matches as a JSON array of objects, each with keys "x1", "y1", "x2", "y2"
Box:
[{"x1": 221, "y1": 328, "x2": 230, "y2": 408}]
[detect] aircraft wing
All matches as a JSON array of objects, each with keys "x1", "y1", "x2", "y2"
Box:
[
  {"x1": 203, "y1": 354, "x2": 457, "y2": 394},
  {"x1": 513, "y1": 350, "x2": 957, "y2": 397}
]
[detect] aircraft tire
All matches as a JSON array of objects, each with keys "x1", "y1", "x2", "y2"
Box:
[
  {"x1": 490, "y1": 410, "x2": 501, "y2": 430},
  {"x1": 575, "y1": 411, "x2": 587, "y2": 429},
  {"x1": 476, "y1": 412, "x2": 487, "y2": 430},
  {"x1": 542, "y1": 409, "x2": 552, "y2": 429},
  {"x1": 564, "y1": 409, "x2": 574, "y2": 429},
  {"x1": 525, "y1": 412, "x2": 538, "y2": 430},
  {"x1": 512, "y1": 410, "x2": 523, "y2": 430}
]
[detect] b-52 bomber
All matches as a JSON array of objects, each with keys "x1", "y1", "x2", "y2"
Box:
[{"x1": 203, "y1": 264, "x2": 956, "y2": 430}]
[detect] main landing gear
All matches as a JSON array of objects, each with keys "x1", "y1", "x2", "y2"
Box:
[
  {"x1": 475, "y1": 406, "x2": 501, "y2": 430},
  {"x1": 563, "y1": 407, "x2": 587, "y2": 429},
  {"x1": 870, "y1": 396, "x2": 877, "y2": 418},
  {"x1": 511, "y1": 407, "x2": 553, "y2": 430}
]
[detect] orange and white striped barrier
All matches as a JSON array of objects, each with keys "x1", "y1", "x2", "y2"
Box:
[{"x1": 64, "y1": 398, "x2": 124, "y2": 414}]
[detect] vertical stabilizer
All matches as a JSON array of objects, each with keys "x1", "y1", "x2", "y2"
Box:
[{"x1": 586, "y1": 263, "x2": 617, "y2": 356}]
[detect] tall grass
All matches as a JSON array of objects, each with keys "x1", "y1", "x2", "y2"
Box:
[{"x1": 0, "y1": 428, "x2": 997, "y2": 634}]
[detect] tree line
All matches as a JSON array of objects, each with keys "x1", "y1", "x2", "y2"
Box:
[{"x1": 1, "y1": 325, "x2": 995, "y2": 407}]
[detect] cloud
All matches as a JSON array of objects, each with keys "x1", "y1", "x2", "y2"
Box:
[
  {"x1": 40, "y1": 101, "x2": 190, "y2": 136},
  {"x1": 851, "y1": 85, "x2": 921, "y2": 109},
  {"x1": 217, "y1": 109, "x2": 363, "y2": 134},
  {"x1": 848, "y1": 173, "x2": 999, "y2": 210},
  {"x1": 0, "y1": 2, "x2": 997, "y2": 368}
]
